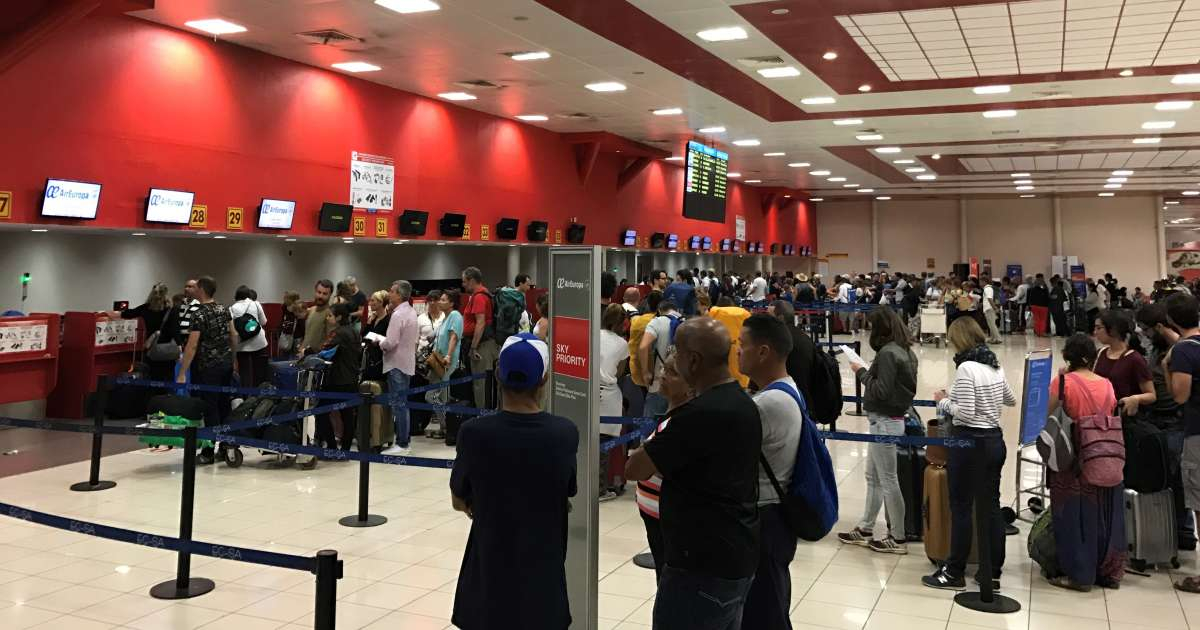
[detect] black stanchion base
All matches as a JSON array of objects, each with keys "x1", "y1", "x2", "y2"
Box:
[
  {"x1": 70, "y1": 480, "x2": 116, "y2": 492},
  {"x1": 632, "y1": 552, "x2": 656, "y2": 570},
  {"x1": 954, "y1": 592, "x2": 1021, "y2": 614},
  {"x1": 339, "y1": 514, "x2": 387, "y2": 528},
  {"x1": 844, "y1": 411, "x2": 868, "y2": 417},
  {"x1": 149, "y1": 577, "x2": 215, "y2": 600}
]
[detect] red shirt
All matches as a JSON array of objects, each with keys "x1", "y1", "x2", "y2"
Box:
[{"x1": 463, "y1": 286, "x2": 493, "y2": 338}]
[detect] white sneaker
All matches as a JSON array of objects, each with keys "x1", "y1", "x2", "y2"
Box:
[{"x1": 381, "y1": 446, "x2": 412, "y2": 456}]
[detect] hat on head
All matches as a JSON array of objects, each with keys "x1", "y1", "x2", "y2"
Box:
[
  {"x1": 797, "y1": 273, "x2": 809, "y2": 282},
  {"x1": 498, "y1": 333, "x2": 550, "y2": 391}
]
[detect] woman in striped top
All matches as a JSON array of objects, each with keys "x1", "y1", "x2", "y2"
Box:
[
  {"x1": 923, "y1": 317, "x2": 1016, "y2": 591},
  {"x1": 635, "y1": 351, "x2": 693, "y2": 578}
]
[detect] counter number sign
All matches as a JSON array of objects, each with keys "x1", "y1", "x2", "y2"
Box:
[
  {"x1": 189, "y1": 204, "x2": 207, "y2": 229},
  {"x1": 480, "y1": 224, "x2": 490, "y2": 241},
  {"x1": 0, "y1": 191, "x2": 11, "y2": 220},
  {"x1": 463, "y1": 223, "x2": 472, "y2": 240},
  {"x1": 226, "y1": 207, "x2": 244, "y2": 231},
  {"x1": 352, "y1": 216, "x2": 366, "y2": 236},
  {"x1": 375, "y1": 217, "x2": 388, "y2": 238},
  {"x1": 555, "y1": 229, "x2": 563, "y2": 244}
]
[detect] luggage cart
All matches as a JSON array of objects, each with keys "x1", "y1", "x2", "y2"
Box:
[
  {"x1": 236, "y1": 356, "x2": 330, "y2": 469},
  {"x1": 919, "y1": 306, "x2": 946, "y2": 347}
]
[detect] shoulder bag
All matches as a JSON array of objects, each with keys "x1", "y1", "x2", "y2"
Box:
[{"x1": 145, "y1": 310, "x2": 181, "y2": 362}]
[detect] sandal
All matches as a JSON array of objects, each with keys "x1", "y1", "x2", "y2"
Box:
[{"x1": 1174, "y1": 576, "x2": 1200, "y2": 594}]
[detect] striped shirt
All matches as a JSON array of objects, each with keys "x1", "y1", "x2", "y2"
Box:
[
  {"x1": 635, "y1": 418, "x2": 670, "y2": 519},
  {"x1": 935, "y1": 360, "x2": 1016, "y2": 429}
]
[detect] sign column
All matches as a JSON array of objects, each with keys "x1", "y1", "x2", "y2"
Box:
[{"x1": 549, "y1": 246, "x2": 601, "y2": 630}]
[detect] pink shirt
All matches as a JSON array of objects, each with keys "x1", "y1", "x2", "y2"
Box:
[{"x1": 380, "y1": 301, "x2": 418, "y2": 375}]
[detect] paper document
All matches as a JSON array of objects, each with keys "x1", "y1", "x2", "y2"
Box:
[
  {"x1": 365, "y1": 332, "x2": 386, "y2": 344},
  {"x1": 839, "y1": 344, "x2": 867, "y2": 367}
]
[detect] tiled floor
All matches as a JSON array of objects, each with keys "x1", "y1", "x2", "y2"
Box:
[{"x1": 0, "y1": 332, "x2": 1196, "y2": 629}]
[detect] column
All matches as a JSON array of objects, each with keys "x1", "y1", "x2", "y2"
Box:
[
  {"x1": 958, "y1": 198, "x2": 967, "y2": 261},
  {"x1": 1157, "y1": 194, "x2": 1167, "y2": 279},
  {"x1": 1052, "y1": 195, "x2": 1063, "y2": 256},
  {"x1": 870, "y1": 200, "x2": 879, "y2": 269},
  {"x1": 507, "y1": 244, "x2": 521, "y2": 285}
]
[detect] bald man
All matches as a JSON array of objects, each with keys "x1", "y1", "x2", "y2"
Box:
[
  {"x1": 622, "y1": 287, "x2": 641, "y2": 316},
  {"x1": 627, "y1": 318, "x2": 762, "y2": 630}
]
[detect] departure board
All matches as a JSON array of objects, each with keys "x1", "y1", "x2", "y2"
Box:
[{"x1": 683, "y1": 140, "x2": 729, "y2": 223}]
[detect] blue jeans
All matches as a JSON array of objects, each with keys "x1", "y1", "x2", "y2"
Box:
[
  {"x1": 387, "y1": 369, "x2": 411, "y2": 448},
  {"x1": 644, "y1": 393, "x2": 669, "y2": 419},
  {"x1": 653, "y1": 566, "x2": 753, "y2": 630}
]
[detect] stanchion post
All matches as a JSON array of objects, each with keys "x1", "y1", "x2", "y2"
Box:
[
  {"x1": 150, "y1": 425, "x2": 215, "y2": 599},
  {"x1": 313, "y1": 549, "x2": 342, "y2": 630},
  {"x1": 845, "y1": 342, "x2": 867, "y2": 418},
  {"x1": 71, "y1": 375, "x2": 117, "y2": 492},
  {"x1": 953, "y1": 438, "x2": 1020, "y2": 614},
  {"x1": 340, "y1": 387, "x2": 386, "y2": 528}
]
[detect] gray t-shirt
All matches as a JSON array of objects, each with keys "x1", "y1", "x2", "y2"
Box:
[
  {"x1": 754, "y1": 377, "x2": 804, "y2": 507},
  {"x1": 645, "y1": 312, "x2": 680, "y2": 393}
]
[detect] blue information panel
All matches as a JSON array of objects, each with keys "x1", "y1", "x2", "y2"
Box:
[{"x1": 1019, "y1": 352, "x2": 1054, "y2": 445}]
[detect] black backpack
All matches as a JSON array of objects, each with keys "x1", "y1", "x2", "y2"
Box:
[
  {"x1": 233, "y1": 311, "x2": 260, "y2": 341},
  {"x1": 807, "y1": 348, "x2": 843, "y2": 425}
]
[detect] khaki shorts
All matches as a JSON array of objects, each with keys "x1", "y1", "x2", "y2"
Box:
[{"x1": 1182, "y1": 436, "x2": 1200, "y2": 511}]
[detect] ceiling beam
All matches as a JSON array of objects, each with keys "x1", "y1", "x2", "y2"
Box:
[
  {"x1": 0, "y1": 0, "x2": 102, "y2": 77},
  {"x1": 617, "y1": 157, "x2": 652, "y2": 190}
]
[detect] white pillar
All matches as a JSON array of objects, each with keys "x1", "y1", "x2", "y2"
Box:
[
  {"x1": 870, "y1": 200, "x2": 879, "y2": 268},
  {"x1": 1053, "y1": 195, "x2": 1063, "y2": 256},
  {"x1": 507, "y1": 244, "x2": 521, "y2": 285},
  {"x1": 1157, "y1": 194, "x2": 1167, "y2": 279},
  {"x1": 958, "y1": 198, "x2": 968, "y2": 261}
]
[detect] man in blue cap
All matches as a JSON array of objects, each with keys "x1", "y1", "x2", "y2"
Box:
[{"x1": 450, "y1": 333, "x2": 579, "y2": 630}]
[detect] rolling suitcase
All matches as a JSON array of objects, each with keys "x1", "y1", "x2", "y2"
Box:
[
  {"x1": 1124, "y1": 488, "x2": 1180, "y2": 571},
  {"x1": 362, "y1": 380, "x2": 396, "y2": 449},
  {"x1": 923, "y1": 462, "x2": 951, "y2": 562}
]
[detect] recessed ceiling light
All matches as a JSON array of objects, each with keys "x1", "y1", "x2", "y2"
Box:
[
  {"x1": 876, "y1": 196, "x2": 891, "y2": 200},
  {"x1": 833, "y1": 119, "x2": 863, "y2": 126},
  {"x1": 732, "y1": 139, "x2": 761, "y2": 146},
  {"x1": 1157, "y1": 100, "x2": 1193, "y2": 111},
  {"x1": 1119, "y1": 69, "x2": 1134, "y2": 77},
  {"x1": 1143, "y1": 120, "x2": 1176, "y2": 129},
  {"x1": 30, "y1": 228, "x2": 48, "y2": 233},
  {"x1": 728, "y1": 172, "x2": 741, "y2": 178},
  {"x1": 1107, "y1": 177, "x2": 1127, "y2": 183},
  {"x1": 1103, "y1": 183, "x2": 1122, "y2": 189},
  {"x1": 787, "y1": 162, "x2": 810, "y2": 168},
  {"x1": 438, "y1": 91, "x2": 476, "y2": 101},
  {"x1": 744, "y1": 179, "x2": 762, "y2": 183},
  {"x1": 916, "y1": 175, "x2": 937, "y2": 180},
  {"x1": 1099, "y1": 192, "x2": 1115, "y2": 197},
  {"x1": 664, "y1": 156, "x2": 684, "y2": 161},
  {"x1": 858, "y1": 188, "x2": 875, "y2": 193},
  {"x1": 1184, "y1": 190, "x2": 1200, "y2": 196},
  {"x1": 905, "y1": 167, "x2": 926, "y2": 173},
  {"x1": 652, "y1": 107, "x2": 683, "y2": 116},
  {"x1": 763, "y1": 152, "x2": 786, "y2": 157},
  {"x1": 1133, "y1": 137, "x2": 1161, "y2": 144},
  {"x1": 1112, "y1": 170, "x2": 1134, "y2": 176},
  {"x1": 828, "y1": 177, "x2": 847, "y2": 182},
  {"x1": 973, "y1": 85, "x2": 1011, "y2": 94},
  {"x1": 516, "y1": 114, "x2": 548, "y2": 121},
  {"x1": 1020, "y1": 194, "x2": 1036, "y2": 198},
  {"x1": 698, "y1": 126, "x2": 726, "y2": 134},
  {"x1": 331, "y1": 61, "x2": 381, "y2": 73},
  {"x1": 1013, "y1": 179, "x2": 1033, "y2": 185},
  {"x1": 131, "y1": 232, "x2": 146, "y2": 236},
  {"x1": 1015, "y1": 185, "x2": 1034, "y2": 191},
  {"x1": 508, "y1": 51, "x2": 551, "y2": 61},
  {"x1": 823, "y1": 51, "x2": 838, "y2": 60},
  {"x1": 893, "y1": 159, "x2": 915, "y2": 164},
  {"x1": 842, "y1": 184, "x2": 860, "y2": 188},
  {"x1": 874, "y1": 147, "x2": 902, "y2": 153},
  {"x1": 1011, "y1": 173, "x2": 1031, "y2": 177},
  {"x1": 809, "y1": 197, "x2": 824, "y2": 202},
  {"x1": 856, "y1": 134, "x2": 884, "y2": 141},
  {"x1": 758, "y1": 66, "x2": 802, "y2": 78},
  {"x1": 983, "y1": 109, "x2": 1017, "y2": 118},
  {"x1": 858, "y1": 84, "x2": 872, "y2": 92},
  {"x1": 1173, "y1": 73, "x2": 1200, "y2": 84},
  {"x1": 809, "y1": 170, "x2": 831, "y2": 176},
  {"x1": 375, "y1": 0, "x2": 440, "y2": 13},
  {"x1": 585, "y1": 81, "x2": 626, "y2": 92},
  {"x1": 184, "y1": 18, "x2": 247, "y2": 35},
  {"x1": 801, "y1": 96, "x2": 836, "y2": 105},
  {"x1": 697, "y1": 26, "x2": 748, "y2": 42}
]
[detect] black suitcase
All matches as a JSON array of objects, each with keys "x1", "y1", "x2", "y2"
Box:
[
  {"x1": 1125, "y1": 420, "x2": 1170, "y2": 493},
  {"x1": 146, "y1": 394, "x2": 207, "y2": 421},
  {"x1": 896, "y1": 445, "x2": 926, "y2": 541}
]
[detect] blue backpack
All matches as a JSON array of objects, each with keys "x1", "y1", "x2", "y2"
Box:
[{"x1": 760, "y1": 381, "x2": 839, "y2": 541}]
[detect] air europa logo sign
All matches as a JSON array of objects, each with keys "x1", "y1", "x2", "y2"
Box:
[
  {"x1": 149, "y1": 194, "x2": 189, "y2": 208},
  {"x1": 556, "y1": 278, "x2": 588, "y2": 290},
  {"x1": 46, "y1": 185, "x2": 96, "y2": 201}
]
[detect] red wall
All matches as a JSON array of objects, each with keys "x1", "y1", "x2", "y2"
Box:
[{"x1": 0, "y1": 15, "x2": 816, "y2": 251}]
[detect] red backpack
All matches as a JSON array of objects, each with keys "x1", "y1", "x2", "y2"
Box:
[{"x1": 1070, "y1": 374, "x2": 1125, "y2": 487}]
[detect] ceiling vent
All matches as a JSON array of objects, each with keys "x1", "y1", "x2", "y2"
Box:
[
  {"x1": 296, "y1": 29, "x2": 363, "y2": 46},
  {"x1": 736, "y1": 55, "x2": 787, "y2": 69},
  {"x1": 454, "y1": 79, "x2": 504, "y2": 90},
  {"x1": 556, "y1": 112, "x2": 597, "y2": 121}
]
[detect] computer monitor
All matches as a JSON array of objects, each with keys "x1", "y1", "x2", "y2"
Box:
[
  {"x1": 527, "y1": 221, "x2": 548, "y2": 242},
  {"x1": 496, "y1": 218, "x2": 520, "y2": 240},
  {"x1": 566, "y1": 223, "x2": 586, "y2": 244},
  {"x1": 439, "y1": 212, "x2": 467, "y2": 237},
  {"x1": 398, "y1": 210, "x2": 429, "y2": 235},
  {"x1": 318, "y1": 202, "x2": 353, "y2": 232}
]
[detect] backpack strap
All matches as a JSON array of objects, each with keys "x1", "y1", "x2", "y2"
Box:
[
  {"x1": 759, "y1": 453, "x2": 787, "y2": 503},
  {"x1": 764, "y1": 380, "x2": 810, "y2": 417}
]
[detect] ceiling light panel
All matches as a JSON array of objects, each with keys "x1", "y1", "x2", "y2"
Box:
[
  {"x1": 184, "y1": 19, "x2": 247, "y2": 35},
  {"x1": 375, "y1": 0, "x2": 440, "y2": 13},
  {"x1": 697, "y1": 26, "x2": 748, "y2": 42},
  {"x1": 758, "y1": 67, "x2": 802, "y2": 78},
  {"x1": 585, "y1": 81, "x2": 626, "y2": 92}
]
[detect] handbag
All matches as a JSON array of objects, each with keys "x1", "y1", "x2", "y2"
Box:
[
  {"x1": 145, "y1": 310, "x2": 181, "y2": 362},
  {"x1": 426, "y1": 350, "x2": 446, "y2": 379}
]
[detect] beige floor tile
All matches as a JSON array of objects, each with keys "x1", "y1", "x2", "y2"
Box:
[
  {"x1": 380, "y1": 565, "x2": 458, "y2": 590},
  {"x1": 361, "y1": 610, "x2": 450, "y2": 630},
  {"x1": 196, "y1": 613, "x2": 284, "y2": 630},
  {"x1": 1029, "y1": 587, "x2": 1108, "y2": 620},
  {"x1": 1106, "y1": 601, "x2": 1188, "y2": 629},
  {"x1": 598, "y1": 592, "x2": 647, "y2": 621},
  {"x1": 789, "y1": 600, "x2": 872, "y2": 630},
  {"x1": 400, "y1": 591, "x2": 454, "y2": 620},
  {"x1": 342, "y1": 582, "x2": 430, "y2": 609},
  {"x1": 873, "y1": 589, "x2": 955, "y2": 620},
  {"x1": 948, "y1": 602, "x2": 1029, "y2": 630},
  {"x1": 73, "y1": 593, "x2": 172, "y2": 626},
  {"x1": 27, "y1": 614, "x2": 117, "y2": 630},
  {"x1": 864, "y1": 610, "x2": 946, "y2": 630},
  {"x1": 805, "y1": 581, "x2": 884, "y2": 609},
  {"x1": 236, "y1": 592, "x2": 313, "y2": 623},
  {"x1": 124, "y1": 603, "x2": 226, "y2": 630},
  {"x1": 24, "y1": 585, "x2": 119, "y2": 614},
  {"x1": 0, "y1": 604, "x2": 63, "y2": 630},
  {"x1": 290, "y1": 601, "x2": 391, "y2": 630}
]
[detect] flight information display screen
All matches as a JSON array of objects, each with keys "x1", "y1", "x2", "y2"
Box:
[{"x1": 683, "y1": 140, "x2": 728, "y2": 223}]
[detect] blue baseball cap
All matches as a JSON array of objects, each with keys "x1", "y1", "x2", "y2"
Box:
[{"x1": 498, "y1": 333, "x2": 550, "y2": 391}]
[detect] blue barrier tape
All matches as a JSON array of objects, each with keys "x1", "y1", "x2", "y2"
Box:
[
  {"x1": 405, "y1": 401, "x2": 492, "y2": 417},
  {"x1": 198, "y1": 399, "x2": 360, "y2": 439},
  {"x1": 217, "y1": 434, "x2": 457, "y2": 469},
  {"x1": 0, "y1": 501, "x2": 316, "y2": 572},
  {"x1": 602, "y1": 416, "x2": 657, "y2": 426},
  {"x1": 113, "y1": 376, "x2": 363, "y2": 401},
  {"x1": 0, "y1": 416, "x2": 182, "y2": 438},
  {"x1": 841, "y1": 396, "x2": 937, "y2": 408},
  {"x1": 821, "y1": 430, "x2": 974, "y2": 448},
  {"x1": 380, "y1": 373, "x2": 488, "y2": 403},
  {"x1": 599, "y1": 422, "x2": 657, "y2": 454}
]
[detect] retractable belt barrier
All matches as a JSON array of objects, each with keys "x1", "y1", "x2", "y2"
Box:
[
  {"x1": 199, "y1": 399, "x2": 360, "y2": 439},
  {"x1": 0, "y1": 415, "x2": 182, "y2": 438},
  {"x1": 113, "y1": 376, "x2": 362, "y2": 401},
  {"x1": 841, "y1": 395, "x2": 939, "y2": 408}
]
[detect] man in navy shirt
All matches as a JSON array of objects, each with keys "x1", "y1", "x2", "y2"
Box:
[
  {"x1": 664, "y1": 269, "x2": 698, "y2": 317},
  {"x1": 450, "y1": 333, "x2": 579, "y2": 630}
]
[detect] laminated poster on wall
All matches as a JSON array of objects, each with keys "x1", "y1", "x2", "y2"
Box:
[
  {"x1": 94, "y1": 319, "x2": 137, "y2": 347},
  {"x1": 735, "y1": 215, "x2": 746, "y2": 242},
  {"x1": 0, "y1": 321, "x2": 48, "y2": 354},
  {"x1": 1168, "y1": 249, "x2": 1200, "y2": 281},
  {"x1": 350, "y1": 151, "x2": 395, "y2": 210}
]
